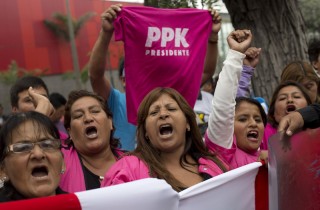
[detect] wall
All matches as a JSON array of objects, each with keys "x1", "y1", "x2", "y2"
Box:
[{"x1": 0, "y1": 0, "x2": 139, "y2": 114}]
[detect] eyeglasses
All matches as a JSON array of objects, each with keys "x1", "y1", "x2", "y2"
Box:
[{"x1": 7, "y1": 139, "x2": 61, "y2": 154}]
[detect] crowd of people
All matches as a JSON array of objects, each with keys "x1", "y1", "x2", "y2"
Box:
[{"x1": 0, "y1": 4, "x2": 319, "y2": 205}]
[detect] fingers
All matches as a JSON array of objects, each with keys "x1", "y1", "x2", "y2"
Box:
[
  {"x1": 227, "y1": 29, "x2": 252, "y2": 53},
  {"x1": 231, "y1": 30, "x2": 251, "y2": 43},
  {"x1": 257, "y1": 150, "x2": 269, "y2": 166},
  {"x1": 277, "y1": 112, "x2": 304, "y2": 136},
  {"x1": 245, "y1": 47, "x2": 261, "y2": 58},
  {"x1": 27, "y1": 87, "x2": 55, "y2": 117},
  {"x1": 101, "y1": 4, "x2": 122, "y2": 21},
  {"x1": 27, "y1": 87, "x2": 37, "y2": 105},
  {"x1": 209, "y1": 9, "x2": 221, "y2": 24},
  {"x1": 277, "y1": 119, "x2": 291, "y2": 135}
]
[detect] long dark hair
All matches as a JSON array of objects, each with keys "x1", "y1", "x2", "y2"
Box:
[{"x1": 132, "y1": 87, "x2": 227, "y2": 191}]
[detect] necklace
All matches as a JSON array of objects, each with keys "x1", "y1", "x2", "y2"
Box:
[{"x1": 99, "y1": 176, "x2": 104, "y2": 181}]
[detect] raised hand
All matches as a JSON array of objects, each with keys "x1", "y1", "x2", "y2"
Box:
[
  {"x1": 227, "y1": 30, "x2": 252, "y2": 53},
  {"x1": 209, "y1": 9, "x2": 222, "y2": 34},
  {"x1": 28, "y1": 87, "x2": 55, "y2": 117},
  {"x1": 243, "y1": 47, "x2": 261, "y2": 68},
  {"x1": 101, "y1": 4, "x2": 122, "y2": 33}
]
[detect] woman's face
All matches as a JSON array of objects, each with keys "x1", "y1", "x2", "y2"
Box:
[
  {"x1": 3, "y1": 121, "x2": 64, "y2": 198},
  {"x1": 274, "y1": 85, "x2": 308, "y2": 123},
  {"x1": 234, "y1": 101, "x2": 265, "y2": 153},
  {"x1": 68, "y1": 96, "x2": 113, "y2": 155},
  {"x1": 301, "y1": 79, "x2": 318, "y2": 103},
  {"x1": 145, "y1": 94, "x2": 190, "y2": 154}
]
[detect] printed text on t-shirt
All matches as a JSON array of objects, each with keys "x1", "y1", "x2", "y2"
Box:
[{"x1": 145, "y1": 27, "x2": 190, "y2": 57}]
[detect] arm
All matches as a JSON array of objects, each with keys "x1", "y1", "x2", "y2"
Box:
[
  {"x1": 201, "y1": 9, "x2": 221, "y2": 86},
  {"x1": 89, "y1": 5, "x2": 122, "y2": 100},
  {"x1": 237, "y1": 47, "x2": 261, "y2": 97},
  {"x1": 278, "y1": 104, "x2": 320, "y2": 136},
  {"x1": 237, "y1": 65, "x2": 254, "y2": 97},
  {"x1": 207, "y1": 30, "x2": 252, "y2": 149}
]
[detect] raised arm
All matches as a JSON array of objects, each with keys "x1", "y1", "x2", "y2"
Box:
[
  {"x1": 207, "y1": 30, "x2": 252, "y2": 149},
  {"x1": 89, "y1": 4, "x2": 122, "y2": 100},
  {"x1": 201, "y1": 9, "x2": 221, "y2": 86},
  {"x1": 237, "y1": 47, "x2": 261, "y2": 97}
]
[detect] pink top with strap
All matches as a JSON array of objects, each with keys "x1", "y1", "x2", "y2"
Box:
[
  {"x1": 59, "y1": 146, "x2": 124, "y2": 193},
  {"x1": 101, "y1": 151, "x2": 227, "y2": 187}
]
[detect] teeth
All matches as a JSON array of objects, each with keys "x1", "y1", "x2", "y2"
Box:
[
  {"x1": 248, "y1": 131, "x2": 258, "y2": 138},
  {"x1": 159, "y1": 124, "x2": 173, "y2": 135},
  {"x1": 86, "y1": 126, "x2": 98, "y2": 138}
]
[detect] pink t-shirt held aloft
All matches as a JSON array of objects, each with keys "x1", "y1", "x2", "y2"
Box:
[{"x1": 114, "y1": 6, "x2": 212, "y2": 124}]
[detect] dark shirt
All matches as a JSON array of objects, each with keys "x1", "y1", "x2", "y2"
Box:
[
  {"x1": 298, "y1": 104, "x2": 320, "y2": 129},
  {"x1": 78, "y1": 149, "x2": 123, "y2": 190},
  {"x1": 0, "y1": 182, "x2": 66, "y2": 203}
]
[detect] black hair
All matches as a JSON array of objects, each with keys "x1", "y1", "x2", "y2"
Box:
[
  {"x1": 0, "y1": 111, "x2": 60, "y2": 163},
  {"x1": 235, "y1": 97, "x2": 267, "y2": 126},
  {"x1": 308, "y1": 39, "x2": 320, "y2": 63},
  {"x1": 49, "y1": 92, "x2": 67, "y2": 109},
  {"x1": 63, "y1": 89, "x2": 121, "y2": 149},
  {"x1": 10, "y1": 76, "x2": 49, "y2": 108}
]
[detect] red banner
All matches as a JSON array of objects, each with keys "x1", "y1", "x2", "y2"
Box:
[{"x1": 269, "y1": 128, "x2": 320, "y2": 210}]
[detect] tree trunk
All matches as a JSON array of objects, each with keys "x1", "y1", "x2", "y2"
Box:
[{"x1": 223, "y1": 0, "x2": 308, "y2": 102}]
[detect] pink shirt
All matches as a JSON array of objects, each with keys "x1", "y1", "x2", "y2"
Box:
[
  {"x1": 101, "y1": 154, "x2": 226, "y2": 187},
  {"x1": 260, "y1": 123, "x2": 277, "y2": 150},
  {"x1": 114, "y1": 6, "x2": 212, "y2": 124},
  {"x1": 59, "y1": 146, "x2": 124, "y2": 193},
  {"x1": 205, "y1": 133, "x2": 258, "y2": 169}
]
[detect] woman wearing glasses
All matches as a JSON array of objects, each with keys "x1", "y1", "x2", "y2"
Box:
[{"x1": 0, "y1": 111, "x2": 66, "y2": 202}]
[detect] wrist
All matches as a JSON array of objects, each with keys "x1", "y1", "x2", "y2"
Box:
[
  {"x1": 99, "y1": 29, "x2": 113, "y2": 43},
  {"x1": 208, "y1": 33, "x2": 218, "y2": 44}
]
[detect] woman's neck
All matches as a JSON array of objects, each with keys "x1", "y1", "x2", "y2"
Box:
[{"x1": 79, "y1": 148, "x2": 117, "y2": 177}]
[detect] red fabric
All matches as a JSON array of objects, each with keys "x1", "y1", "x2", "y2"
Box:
[
  {"x1": 269, "y1": 128, "x2": 320, "y2": 210},
  {"x1": 255, "y1": 164, "x2": 268, "y2": 210},
  {"x1": 0, "y1": 193, "x2": 81, "y2": 210}
]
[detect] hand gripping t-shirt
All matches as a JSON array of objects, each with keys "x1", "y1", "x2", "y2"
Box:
[{"x1": 114, "y1": 6, "x2": 212, "y2": 124}]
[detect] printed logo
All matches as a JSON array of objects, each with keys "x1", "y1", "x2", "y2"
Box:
[{"x1": 145, "y1": 27, "x2": 190, "y2": 57}]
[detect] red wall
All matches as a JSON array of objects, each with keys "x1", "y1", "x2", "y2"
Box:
[{"x1": 0, "y1": 0, "x2": 142, "y2": 75}]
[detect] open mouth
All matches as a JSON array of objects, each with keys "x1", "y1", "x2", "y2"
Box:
[
  {"x1": 247, "y1": 130, "x2": 259, "y2": 140},
  {"x1": 286, "y1": 104, "x2": 296, "y2": 113},
  {"x1": 159, "y1": 124, "x2": 173, "y2": 136},
  {"x1": 85, "y1": 126, "x2": 98, "y2": 138},
  {"x1": 32, "y1": 166, "x2": 48, "y2": 178}
]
